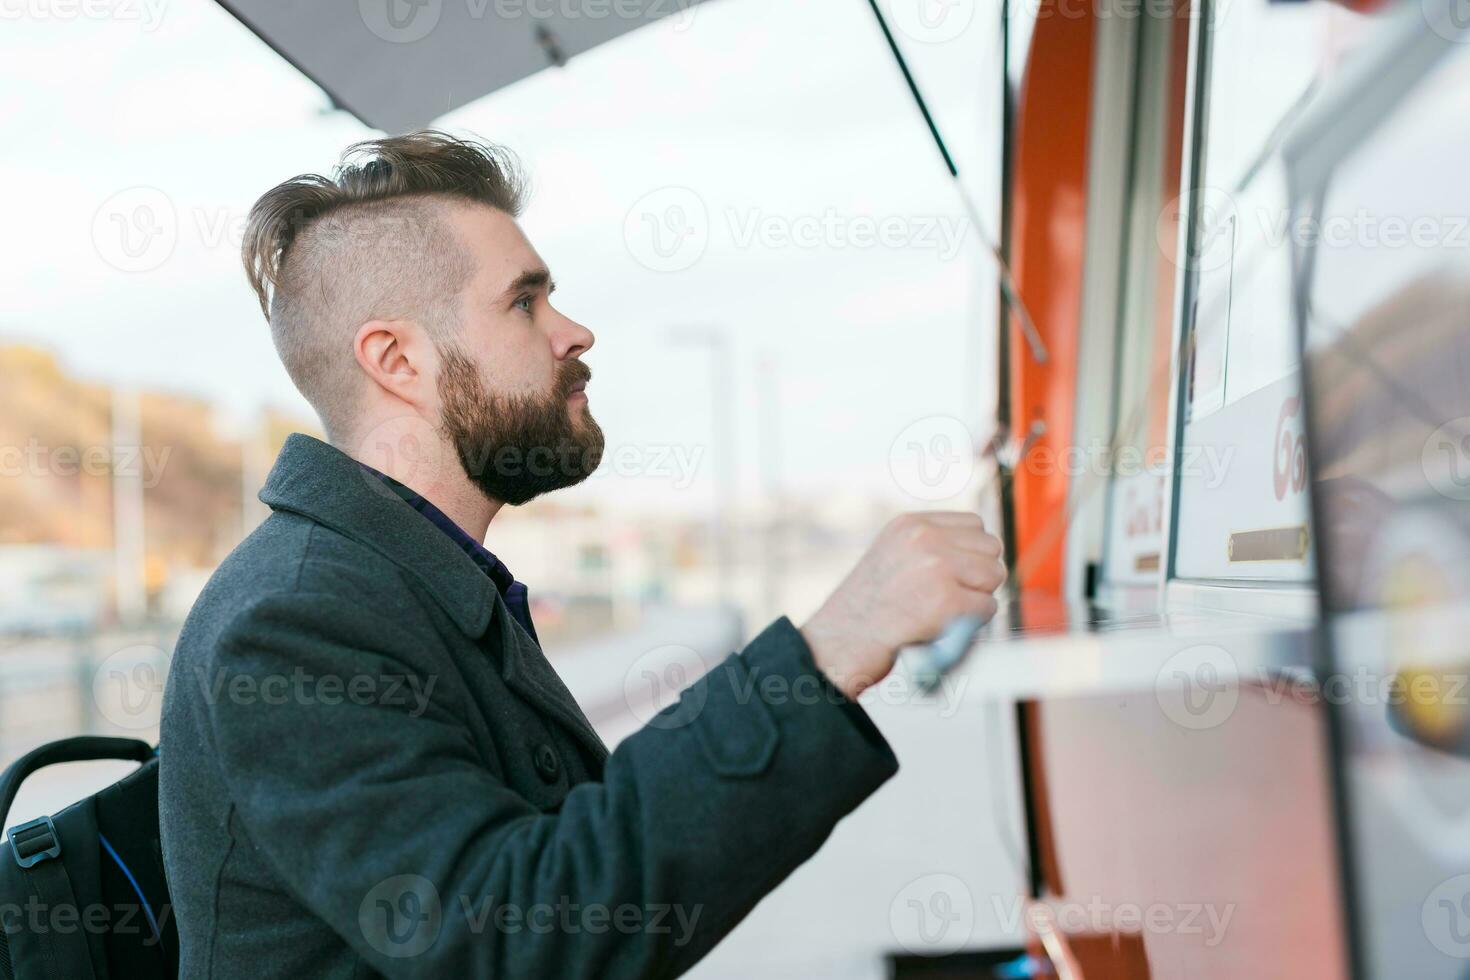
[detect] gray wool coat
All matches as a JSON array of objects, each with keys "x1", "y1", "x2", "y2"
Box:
[{"x1": 159, "y1": 433, "x2": 899, "y2": 979}]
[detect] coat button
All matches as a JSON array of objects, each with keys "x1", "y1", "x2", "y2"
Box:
[{"x1": 533, "y1": 744, "x2": 561, "y2": 783}]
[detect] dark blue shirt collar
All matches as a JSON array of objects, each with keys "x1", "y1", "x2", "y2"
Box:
[{"x1": 357, "y1": 463, "x2": 538, "y2": 642}]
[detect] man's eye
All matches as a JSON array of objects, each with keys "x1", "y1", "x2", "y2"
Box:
[{"x1": 514, "y1": 295, "x2": 533, "y2": 314}]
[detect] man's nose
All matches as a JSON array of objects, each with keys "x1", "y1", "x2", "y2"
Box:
[{"x1": 551, "y1": 312, "x2": 595, "y2": 360}]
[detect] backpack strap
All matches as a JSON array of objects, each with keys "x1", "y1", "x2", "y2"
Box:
[
  {"x1": 0, "y1": 737, "x2": 154, "y2": 827},
  {"x1": 0, "y1": 737, "x2": 155, "y2": 980},
  {"x1": 6, "y1": 817, "x2": 97, "y2": 980}
]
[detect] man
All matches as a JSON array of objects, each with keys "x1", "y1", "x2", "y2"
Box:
[{"x1": 159, "y1": 131, "x2": 1006, "y2": 979}]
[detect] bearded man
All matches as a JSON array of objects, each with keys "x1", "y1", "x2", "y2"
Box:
[{"x1": 159, "y1": 131, "x2": 1006, "y2": 979}]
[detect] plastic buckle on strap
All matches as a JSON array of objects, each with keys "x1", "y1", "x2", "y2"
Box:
[{"x1": 8, "y1": 816, "x2": 61, "y2": 868}]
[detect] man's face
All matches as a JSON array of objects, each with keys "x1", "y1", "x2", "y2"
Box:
[{"x1": 434, "y1": 205, "x2": 604, "y2": 506}]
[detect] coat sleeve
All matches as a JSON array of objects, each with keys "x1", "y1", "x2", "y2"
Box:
[{"x1": 204, "y1": 590, "x2": 899, "y2": 979}]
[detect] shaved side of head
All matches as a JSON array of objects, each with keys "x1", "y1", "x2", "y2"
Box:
[{"x1": 267, "y1": 197, "x2": 471, "y2": 440}]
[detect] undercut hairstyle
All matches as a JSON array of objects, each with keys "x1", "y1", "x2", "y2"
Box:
[{"x1": 241, "y1": 130, "x2": 527, "y2": 439}]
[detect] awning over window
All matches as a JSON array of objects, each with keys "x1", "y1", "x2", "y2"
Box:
[{"x1": 215, "y1": 0, "x2": 709, "y2": 133}]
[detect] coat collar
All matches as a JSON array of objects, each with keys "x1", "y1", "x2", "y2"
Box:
[
  {"x1": 258, "y1": 433, "x2": 496, "y2": 637},
  {"x1": 259, "y1": 434, "x2": 609, "y2": 768}
]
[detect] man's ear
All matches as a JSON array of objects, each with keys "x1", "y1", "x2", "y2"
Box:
[{"x1": 353, "y1": 319, "x2": 434, "y2": 409}]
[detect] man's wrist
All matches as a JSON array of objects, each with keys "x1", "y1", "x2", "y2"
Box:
[{"x1": 798, "y1": 615, "x2": 873, "y2": 701}]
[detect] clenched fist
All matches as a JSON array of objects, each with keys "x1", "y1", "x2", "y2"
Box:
[{"x1": 800, "y1": 512, "x2": 1006, "y2": 699}]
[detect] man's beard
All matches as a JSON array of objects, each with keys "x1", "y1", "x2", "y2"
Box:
[{"x1": 437, "y1": 345, "x2": 604, "y2": 506}]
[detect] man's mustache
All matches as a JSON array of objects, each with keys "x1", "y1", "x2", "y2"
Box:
[{"x1": 556, "y1": 360, "x2": 591, "y2": 399}]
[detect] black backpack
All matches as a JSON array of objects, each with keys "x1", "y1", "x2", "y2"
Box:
[{"x1": 0, "y1": 737, "x2": 177, "y2": 979}]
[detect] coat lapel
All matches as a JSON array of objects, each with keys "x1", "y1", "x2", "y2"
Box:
[{"x1": 260, "y1": 433, "x2": 609, "y2": 767}]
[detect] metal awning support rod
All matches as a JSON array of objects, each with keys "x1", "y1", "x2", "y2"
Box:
[{"x1": 862, "y1": 0, "x2": 1049, "y2": 365}]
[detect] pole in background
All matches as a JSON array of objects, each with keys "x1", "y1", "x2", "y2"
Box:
[
  {"x1": 756, "y1": 353, "x2": 783, "y2": 623},
  {"x1": 110, "y1": 386, "x2": 146, "y2": 624},
  {"x1": 668, "y1": 325, "x2": 736, "y2": 610}
]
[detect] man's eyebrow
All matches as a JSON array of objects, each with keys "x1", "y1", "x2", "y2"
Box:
[{"x1": 498, "y1": 267, "x2": 555, "y2": 304}]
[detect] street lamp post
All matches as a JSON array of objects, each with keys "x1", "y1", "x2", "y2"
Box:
[{"x1": 667, "y1": 326, "x2": 736, "y2": 610}]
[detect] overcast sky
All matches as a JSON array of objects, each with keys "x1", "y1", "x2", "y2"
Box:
[{"x1": 1, "y1": 0, "x2": 1004, "y2": 515}]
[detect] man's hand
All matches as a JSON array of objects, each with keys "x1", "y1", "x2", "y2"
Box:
[{"x1": 800, "y1": 512, "x2": 1006, "y2": 699}]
